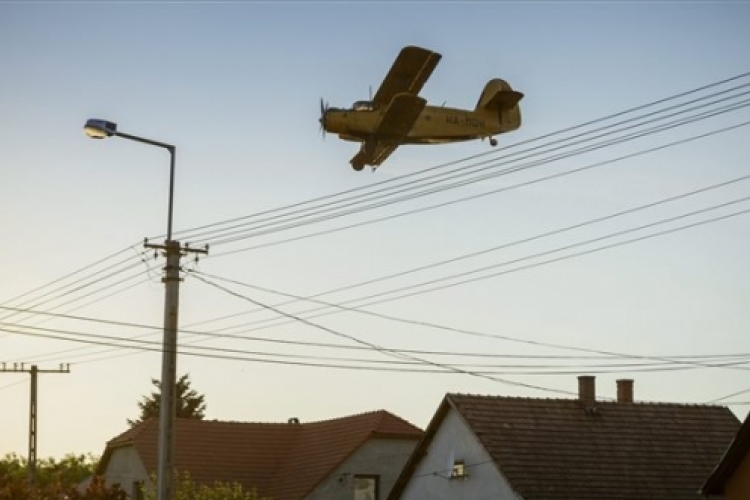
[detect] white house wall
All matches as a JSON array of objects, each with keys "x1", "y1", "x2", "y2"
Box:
[
  {"x1": 307, "y1": 437, "x2": 418, "y2": 500},
  {"x1": 399, "y1": 408, "x2": 522, "y2": 500},
  {"x1": 102, "y1": 446, "x2": 150, "y2": 498}
]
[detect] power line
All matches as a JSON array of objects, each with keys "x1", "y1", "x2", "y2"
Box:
[
  {"x1": 168, "y1": 70, "x2": 750, "y2": 243},
  {"x1": 199, "y1": 97, "x2": 750, "y2": 247},
  {"x1": 707, "y1": 386, "x2": 750, "y2": 404},
  {"x1": 0, "y1": 264, "x2": 157, "y2": 342},
  {"x1": 190, "y1": 268, "x2": 750, "y2": 374},
  {"x1": 0, "y1": 246, "x2": 134, "y2": 309},
  {"x1": 212, "y1": 119, "x2": 750, "y2": 256},
  {"x1": 188, "y1": 273, "x2": 576, "y2": 397},
  {"x1": 5, "y1": 304, "x2": 748, "y2": 373},
  {"x1": 196, "y1": 171, "x2": 750, "y2": 328},
  {"x1": 192, "y1": 197, "x2": 750, "y2": 340}
]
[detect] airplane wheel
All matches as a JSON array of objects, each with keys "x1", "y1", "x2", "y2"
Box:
[
  {"x1": 490, "y1": 138, "x2": 498, "y2": 147},
  {"x1": 351, "y1": 160, "x2": 365, "y2": 171}
]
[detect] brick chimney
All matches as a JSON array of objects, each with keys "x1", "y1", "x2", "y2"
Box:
[
  {"x1": 578, "y1": 375, "x2": 596, "y2": 406},
  {"x1": 617, "y1": 379, "x2": 634, "y2": 403}
]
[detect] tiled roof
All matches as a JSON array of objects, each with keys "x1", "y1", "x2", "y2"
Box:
[
  {"x1": 390, "y1": 393, "x2": 739, "y2": 500},
  {"x1": 702, "y1": 410, "x2": 750, "y2": 495},
  {"x1": 98, "y1": 410, "x2": 422, "y2": 500}
]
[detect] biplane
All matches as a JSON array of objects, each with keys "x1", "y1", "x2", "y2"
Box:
[{"x1": 319, "y1": 45, "x2": 524, "y2": 171}]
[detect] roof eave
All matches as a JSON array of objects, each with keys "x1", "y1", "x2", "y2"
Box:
[
  {"x1": 701, "y1": 410, "x2": 750, "y2": 494},
  {"x1": 386, "y1": 396, "x2": 455, "y2": 500}
]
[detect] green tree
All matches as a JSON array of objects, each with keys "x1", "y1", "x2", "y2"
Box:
[
  {"x1": 128, "y1": 373, "x2": 207, "y2": 426},
  {"x1": 0, "y1": 454, "x2": 124, "y2": 500},
  {"x1": 142, "y1": 472, "x2": 266, "y2": 500},
  {"x1": 0, "y1": 452, "x2": 98, "y2": 489}
]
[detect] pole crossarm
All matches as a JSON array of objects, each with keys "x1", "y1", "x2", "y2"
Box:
[
  {"x1": 144, "y1": 239, "x2": 209, "y2": 255},
  {"x1": 0, "y1": 363, "x2": 71, "y2": 374}
]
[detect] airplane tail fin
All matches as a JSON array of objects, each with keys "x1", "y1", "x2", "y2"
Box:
[{"x1": 475, "y1": 79, "x2": 523, "y2": 131}]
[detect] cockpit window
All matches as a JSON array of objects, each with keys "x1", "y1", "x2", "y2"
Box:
[{"x1": 353, "y1": 100, "x2": 378, "y2": 111}]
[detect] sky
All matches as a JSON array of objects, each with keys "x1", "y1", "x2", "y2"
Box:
[{"x1": 1, "y1": 1, "x2": 749, "y2": 460}]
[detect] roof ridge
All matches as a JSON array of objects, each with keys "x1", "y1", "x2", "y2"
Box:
[
  {"x1": 106, "y1": 417, "x2": 156, "y2": 446},
  {"x1": 447, "y1": 392, "x2": 732, "y2": 409},
  {"x1": 300, "y1": 408, "x2": 390, "y2": 426}
]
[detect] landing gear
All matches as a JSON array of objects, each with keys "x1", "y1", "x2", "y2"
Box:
[
  {"x1": 489, "y1": 137, "x2": 498, "y2": 147},
  {"x1": 351, "y1": 158, "x2": 365, "y2": 171}
]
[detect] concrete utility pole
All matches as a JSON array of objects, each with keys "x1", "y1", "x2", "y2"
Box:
[
  {"x1": 0, "y1": 362, "x2": 71, "y2": 485},
  {"x1": 84, "y1": 119, "x2": 207, "y2": 500}
]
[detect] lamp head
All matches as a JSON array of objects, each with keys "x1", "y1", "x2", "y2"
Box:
[{"x1": 84, "y1": 119, "x2": 117, "y2": 139}]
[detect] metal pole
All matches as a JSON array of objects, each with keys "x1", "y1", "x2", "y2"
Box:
[
  {"x1": 28, "y1": 365, "x2": 37, "y2": 485},
  {"x1": 166, "y1": 147, "x2": 175, "y2": 241},
  {"x1": 157, "y1": 145, "x2": 179, "y2": 500},
  {"x1": 156, "y1": 240, "x2": 181, "y2": 500}
]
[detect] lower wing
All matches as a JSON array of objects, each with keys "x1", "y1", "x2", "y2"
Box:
[{"x1": 350, "y1": 93, "x2": 427, "y2": 170}]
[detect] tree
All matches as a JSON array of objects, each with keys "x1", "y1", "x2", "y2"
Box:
[
  {"x1": 128, "y1": 373, "x2": 206, "y2": 426},
  {"x1": 0, "y1": 453, "x2": 125, "y2": 500},
  {"x1": 0, "y1": 452, "x2": 98, "y2": 489}
]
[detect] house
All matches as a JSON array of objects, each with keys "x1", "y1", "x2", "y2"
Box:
[
  {"x1": 97, "y1": 410, "x2": 423, "y2": 500},
  {"x1": 702, "y1": 410, "x2": 750, "y2": 499},
  {"x1": 388, "y1": 376, "x2": 740, "y2": 500}
]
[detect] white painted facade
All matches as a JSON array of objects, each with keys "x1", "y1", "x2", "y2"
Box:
[
  {"x1": 307, "y1": 437, "x2": 418, "y2": 500},
  {"x1": 102, "y1": 446, "x2": 150, "y2": 498},
  {"x1": 398, "y1": 408, "x2": 523, "y2": 500}
]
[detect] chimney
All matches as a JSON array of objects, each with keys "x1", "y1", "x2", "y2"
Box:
[
  {"x1": 578, "y1": 375, "x2": 596, "y2": 406},
  {"x1": 617, "y1": 379, "x2": 634, "y2": 403}
]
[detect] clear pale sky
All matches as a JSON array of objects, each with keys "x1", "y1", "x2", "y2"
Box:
[{"x1": 1, "y1": 1, "x2": 749, "y2": 459}]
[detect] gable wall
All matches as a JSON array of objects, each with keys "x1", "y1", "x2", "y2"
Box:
[
  {"x1": 398, "y1": 408, "x2": 522, "y2": 500},
  {"x1": 102, "y1": 446, "x2": 150, "y2": 498},
  {"x1": 726, "y1": 450, "x2": 750, "y2": 500},
  {"x1": 306, "y1": 437, "x2": 418, "y2": 500}
]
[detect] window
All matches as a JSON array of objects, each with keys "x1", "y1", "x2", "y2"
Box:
[
  {"x1": 354, "y1": 475, "x2": 379, "y2": 500},
  {"x1": 132, "y1": 481, "x2": 144, "y2": 500},
  {"x1": 352, "y1": 101, "x2": 378, "y2": 111},
  {"x1": 451, "y1": 459, "x2": 467, "y2": 479}
]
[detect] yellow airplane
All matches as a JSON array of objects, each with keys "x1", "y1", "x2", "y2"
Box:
[{"x1": 319, "y1": 45, "x2": 524, "y2": 171}]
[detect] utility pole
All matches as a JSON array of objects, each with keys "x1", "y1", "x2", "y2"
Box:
[
  {"x1": 144, "y1": 238, "x2": 206, "y2": 500},
  {"x1": 0, "y1": 362, "x2": 71, "y2": 485}
]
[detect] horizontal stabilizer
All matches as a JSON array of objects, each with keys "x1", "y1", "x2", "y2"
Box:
[{"x1": 485, "y1": 90, "x2": 524, "y2": 111}]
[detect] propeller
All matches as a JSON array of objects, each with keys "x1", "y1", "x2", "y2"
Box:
[{"x1": 319, "y1": 98, "x2": 329, "y2": 138}]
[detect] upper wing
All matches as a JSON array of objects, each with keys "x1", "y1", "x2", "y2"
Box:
[
  {"x1": 372, "y1": 46, "x2": 442, "y2": 107},
  {"x1": 376, "y1": 93, "x2": 427, "y2": 138}
]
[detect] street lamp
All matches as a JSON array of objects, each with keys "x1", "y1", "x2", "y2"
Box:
[
  {"x1": 84, "y1": 118, "x2": 176, "y2": 240},
  {"x1": 84, "y1": 118, "x2": 206, "y2": 500}
]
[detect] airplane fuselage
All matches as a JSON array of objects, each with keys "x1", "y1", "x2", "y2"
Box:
[{"x1": 324, "y1": 105, "x2": 504, "y2": 145}]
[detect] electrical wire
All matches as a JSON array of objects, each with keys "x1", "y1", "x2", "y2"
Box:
[
  {"x1": 213, "y1": 119, "x2": 750, "y2": 256},
  {"x1": 190, "y1": 171, "x2": 750, "y2": 331},
  {"x1": 186, "y1": 273, "x2": 577, "y2": 396},
  {"x1": 5, "y1": 297, "x2": 749, "y2": 375},
  {"x1": 22, "y1": 178, "x2": 745, "y2": 368},
  {"x1": 191, "y1": 198, "x2": 750, "y2": 338},
  {"x1": 168, "y1": 70, "x2": 750, "y2": 243},
  {"x1": 707, "y1": 386, "x2": 750, "y2": 404},
  {"x1": 190, "y1": 269, "x2": 750, "y2": 374},
  {"x1": 195, "y1": 92, "x2": 750, "y2": 246}
]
